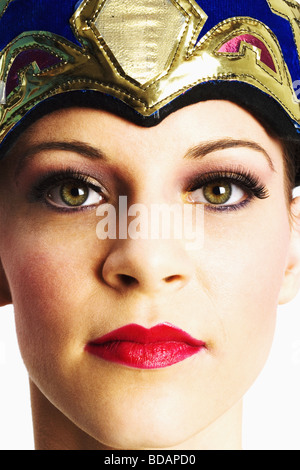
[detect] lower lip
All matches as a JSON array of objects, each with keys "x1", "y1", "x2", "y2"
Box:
[
  {"x1": 85, "y1": 326, "x2": 205, "y2": 369},
  {"x1": 86, "y1": 341, "x2": 203, "y2": 369}
]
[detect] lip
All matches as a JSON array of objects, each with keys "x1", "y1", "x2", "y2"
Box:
[{"x1": 85, "y1": 323, "x2": 206, "y2": 369}]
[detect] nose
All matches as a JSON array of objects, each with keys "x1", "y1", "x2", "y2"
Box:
[{"x1": 101, "y1": 238, "x2": 193, "y2": 295}]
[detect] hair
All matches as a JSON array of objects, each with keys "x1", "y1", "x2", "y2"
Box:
[
  {"x1": 249, "y1": 109, "x2": 300, "y2": 203},
  {"x1": 259, "y1": 126, "x2": 300, "y2": 204},
  {"x1": 280, "y1": 138, "x2": 300, "y2": 200}
]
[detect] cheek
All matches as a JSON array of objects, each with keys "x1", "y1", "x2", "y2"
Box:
[
  {"x1": 1, "y1": 227, "x2": 102, "y2": 369},
  {"x1": 202, "y1": 197, "x2": 290, "y2": 297},
  {"x1": 199, "y1": 203, "x2": 291, "y2": 379}
]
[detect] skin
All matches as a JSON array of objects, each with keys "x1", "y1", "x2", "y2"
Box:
[{"x1": 0, "y1": 100, "x2": 300, "y2": 450}]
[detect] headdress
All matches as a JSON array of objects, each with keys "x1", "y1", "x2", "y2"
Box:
[{"x1": 1, "y1": 0, "x2": 300, "y2": 175}]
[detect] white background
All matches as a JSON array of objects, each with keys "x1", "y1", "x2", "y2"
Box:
[{"x1": 0, "y1": 295, "x2": 299, "y2": 450}]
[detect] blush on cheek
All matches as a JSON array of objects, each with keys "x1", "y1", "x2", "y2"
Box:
[{"x1": 6, "y1": 247, "x2": 88, "y2": 363}]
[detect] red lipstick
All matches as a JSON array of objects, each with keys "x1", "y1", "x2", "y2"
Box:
[{"x1": 85, "y1": 323, "x2": 206, "y2": 369}]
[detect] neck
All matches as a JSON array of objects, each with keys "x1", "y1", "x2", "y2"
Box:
[{"x1": 30, "y1": 380, "x2": 243, "y2": 450}]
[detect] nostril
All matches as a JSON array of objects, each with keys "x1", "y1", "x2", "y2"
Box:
[
  {"x1": 118, "y1": 274, "x2": 139, "y2": 287},
  {"x1": 164, "y1": 275, "x2": 182, "y2": 283}
]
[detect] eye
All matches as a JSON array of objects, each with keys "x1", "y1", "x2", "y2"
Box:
[
  {"x1": 186, "y1": 179, "x2": 246, "y2": 206},
  {"x1": 46, "y1": 179, "x2": 104, "y2": 208},
  {"x1": 29, "y1": 170, "x2": 108, "y2": 210},
  {"x1": 184, "y1": 170, "x2": 269, "y2": 211}
]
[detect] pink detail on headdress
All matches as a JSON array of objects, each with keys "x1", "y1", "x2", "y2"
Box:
[
  {"x1": 218, "y1": 34, "x2": 276, "y2": 72},
  {"x1": 6, "y1": 50, "x2": 61, "y2": 96}
]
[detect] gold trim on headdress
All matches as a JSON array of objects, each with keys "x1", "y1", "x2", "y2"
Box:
[{"x1": 0, "y1": 0, "x2": 300, "y2": 143}]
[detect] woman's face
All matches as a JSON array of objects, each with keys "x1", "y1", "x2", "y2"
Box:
[{"x1": 0, "y1": 100, "x2": 294, "y2": 449}]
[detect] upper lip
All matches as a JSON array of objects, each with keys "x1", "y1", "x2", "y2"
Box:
[{"x1": 88, "y1": 322, "x2": 205, "y2": 347}]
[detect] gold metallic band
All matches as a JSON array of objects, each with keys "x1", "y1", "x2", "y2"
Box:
[{"x1": 0, "y1": 0, "x2": 300, "y2": 143}]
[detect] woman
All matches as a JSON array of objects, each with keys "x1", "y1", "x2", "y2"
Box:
[{"x1": 0, "y1": 0, "x2": 300, "y2": 450}]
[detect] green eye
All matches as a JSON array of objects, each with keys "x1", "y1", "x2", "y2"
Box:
[
  {"x1": 44, "y1": 177, "x2": 104, "y2": 209},
  {"x1": 185, "y1": 178, "x2": 245, "y2": 207},
  {"x1": 184, "y1": 171, "x2": 269, "y2": 210},
  {"x1": 60, "y1": 182, "x2": 89, "y2": 207},
  {"x1": 203, "y1": 180, "x2": 232, "y2": 205}
]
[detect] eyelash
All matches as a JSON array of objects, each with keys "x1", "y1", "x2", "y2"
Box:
[
  {"x1": 29, "y1": 167, "x2": 269, "y2": 213},
  {"x1": 186, "y1": 169, "x2": 269, "y2": 212},
  {"x1": 30, "y1": 170, "x2": 106, "y2": 211}
]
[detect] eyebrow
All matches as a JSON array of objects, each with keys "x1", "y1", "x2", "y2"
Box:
[
  {"x1": 14, "y1": 140, "x2": 108, "y2": 179},
  {"x1": 14, "y1": 137, "x2": 275, "y2": 179},
  {"x1": 184, "y1": 138, "x2": 275, "y2": 171}
]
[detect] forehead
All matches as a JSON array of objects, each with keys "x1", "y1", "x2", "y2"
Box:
[
  {"x1": 14, "y1": 100, "x2": 276, "y2": 145},
  {"x1": 4, "y1": 99, "x2": 284, "y2": 178}
]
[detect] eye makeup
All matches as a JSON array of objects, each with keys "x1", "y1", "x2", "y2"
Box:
[
  {"x1": 29, "y1": 169, "x2": 108, "y2": 212},
  {"x1": 184, "y1": 167, "x2": 269, "y2": 212},
  {"x1": 27, "y1": 164, "x2": 270, "y2": 215}
]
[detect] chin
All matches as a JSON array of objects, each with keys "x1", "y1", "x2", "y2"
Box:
[
  {"x1": 93, "y1": 425, "x2": 195, "y2": 451},
  {"x1": 81, "y1": 396, "x2": 204, "y2": 450}
]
